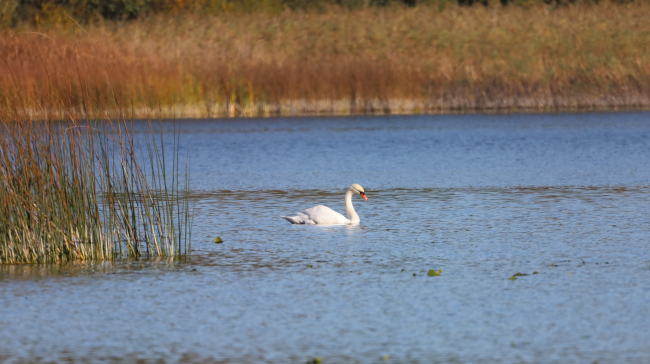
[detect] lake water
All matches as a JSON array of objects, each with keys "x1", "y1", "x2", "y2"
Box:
[{"x1": 1, "y1": 112, "x2": 650, "y2": 363}]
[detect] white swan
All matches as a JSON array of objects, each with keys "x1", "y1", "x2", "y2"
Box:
[{"x1": 282, "y1": 184, "x2": 368, "y2": 225}]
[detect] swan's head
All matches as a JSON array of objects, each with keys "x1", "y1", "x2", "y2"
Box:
[{"x1": 349, "y1": 183, "x2": 368, "y2": 201}]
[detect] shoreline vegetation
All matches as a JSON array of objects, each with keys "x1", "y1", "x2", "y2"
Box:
[
  {"x1": 0, "y1": 112, "x2": 193, "y2": 264},
  {"x1": 2, "y1": 1, "x2": 650, "y2": 118},
  {"x1": 1, "y1": 60, "x2": 192, "y2": 264}
]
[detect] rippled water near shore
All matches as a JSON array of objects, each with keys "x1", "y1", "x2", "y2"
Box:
[{"x1": 1, "y1": 112, "x2": 650, "y2": 363}]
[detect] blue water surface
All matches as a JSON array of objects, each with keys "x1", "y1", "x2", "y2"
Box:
[{"x1": 1, "y1": 112, "x2": 650, "y2": 363}]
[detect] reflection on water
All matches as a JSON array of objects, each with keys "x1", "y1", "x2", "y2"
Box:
[
  {"x1": 0, "y1": 258, "x2": 191, "y2": 280},
  {"x1": 2, "y1": 112, "x2": 650, "y2": 363}
]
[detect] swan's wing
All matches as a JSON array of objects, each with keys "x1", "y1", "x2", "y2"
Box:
[
  {"x1": 282, "y1": 205, "x2": 348, "y2": 225},
  {"x1": 282, "y1": 215, "x2": 299, "y2": 224},
  {"x1": 282, "y1": 214, "x2": 315, "y2": 225}
]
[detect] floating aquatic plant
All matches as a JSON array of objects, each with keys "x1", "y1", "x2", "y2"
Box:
[
  {"x1": 427, "y1": 269, "x2": 442, "y2": 277},
  {"x1": 509, "y1": 272, "x2": 536, "y2": 280}
]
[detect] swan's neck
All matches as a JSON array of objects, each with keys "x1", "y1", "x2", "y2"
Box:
[{"x1": 345, "y1": 189, "x2": 359, "y2": 224}]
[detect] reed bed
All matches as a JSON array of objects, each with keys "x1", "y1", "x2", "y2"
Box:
[
  {"x1": 0, "y1": 68, "x2": 192, "y2": 264},
  {"x1": 2, "y1": 2, "x2": 650, "y2": 117}
]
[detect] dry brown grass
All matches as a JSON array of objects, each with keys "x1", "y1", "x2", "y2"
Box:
[{"x1": 2, "y1": 2, "x2": 650, "y2": 118}]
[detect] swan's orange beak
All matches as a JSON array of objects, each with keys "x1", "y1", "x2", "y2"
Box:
[{"x1": 360, "y1": 192, "x2": 368, "y2": 201}]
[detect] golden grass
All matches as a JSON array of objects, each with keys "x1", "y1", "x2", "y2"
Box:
[{"x1": 2, "y1": 2, "x2": 650, "y2": 117}]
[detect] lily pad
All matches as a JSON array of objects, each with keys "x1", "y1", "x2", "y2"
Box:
[{"x1": 427, "y1": 269, "x2": 442, "y2": 277}]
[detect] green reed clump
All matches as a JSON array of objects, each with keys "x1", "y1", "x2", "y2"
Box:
[{"x1": 0, "y1": 97, "x2": 192, "y2": 264}]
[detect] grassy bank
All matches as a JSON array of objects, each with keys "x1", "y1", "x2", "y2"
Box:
[{"x1": 1, "y1": 2, "x2": 650, "y2": 117}]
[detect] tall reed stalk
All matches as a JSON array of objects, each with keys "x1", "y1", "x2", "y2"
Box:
[{"x1": 0, "y1": 39, "x2": 191, "y2": 264}]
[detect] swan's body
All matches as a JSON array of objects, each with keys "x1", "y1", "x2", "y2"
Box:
[
  {"x1": 283, "y1": 205, "x2": 350, "y2": 225},
  {"x1": 282, "y1": 184, "x2": 368, "y2": 225}
]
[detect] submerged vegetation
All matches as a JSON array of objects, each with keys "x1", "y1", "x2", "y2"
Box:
[
  {"x1": 1, "y1": 1, "x2": 650, "y2": 117},
  {"x1": 0, "y1": 48, "x2": 192, "y2": 263}
]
